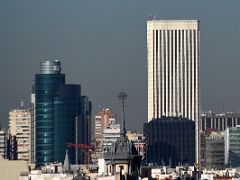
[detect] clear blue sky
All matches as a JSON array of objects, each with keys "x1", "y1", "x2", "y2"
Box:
[{"x1": 0, "y1": 0, "x2": 240, "y2": 131}]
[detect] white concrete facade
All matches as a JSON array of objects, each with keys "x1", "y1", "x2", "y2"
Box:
[
  {"x1": 102, "y1": 123, "x2": 121, "y2": 153},
  {"x1": 147, "y1": 20, "x2": 200, "y2": 163},
  {"x1": 0, "y1": 156, "x2": 28, "y2": 180},
  {"x1": 224, "y1": 128, "x2": 229, "y2": 165}
]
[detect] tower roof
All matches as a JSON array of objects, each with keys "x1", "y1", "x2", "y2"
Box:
[{"x1": 40, "y1": 60, "x2": 61, "y2": 74}]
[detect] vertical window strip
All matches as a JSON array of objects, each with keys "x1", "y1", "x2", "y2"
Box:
[
  {"x1": 156, "y1": 30, "x2": 159, "y2": 118},
  {"x1": 164, "y1": 30, "x2": 166, "y2": 115},
  {"x1": 178, "y1": 30, "x2": 181, "y2": 117},
  {"x1": 153, "y1": 30, "x2": 155, "y2": 118},
  {"x1": 171, "y1": 30, "x2": 174, "y2": 116},
  {"x1": 168, "y1": 30, "x2": 170, "y2": 116},
  {"x1": 175, "y1": 30, "x2": 178, "y2": 116},
  {"x1": 159, "y1": 30, "x2": 162, "y2": 117},
  {"x1": 186, "y1": 30, "x2": 189, "y2": 119},
  {"x1": 182, "y1": 30, "x2": 185, "y2": 118}
]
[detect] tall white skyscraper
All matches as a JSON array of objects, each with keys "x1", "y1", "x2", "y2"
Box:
[{"x1": 147, "y1": 20, "x2": 200, "y2": 162}]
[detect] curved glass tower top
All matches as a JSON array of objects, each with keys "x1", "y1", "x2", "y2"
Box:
[{"x1": 40, "y1": 60, "x2": 61, "y2": 74}]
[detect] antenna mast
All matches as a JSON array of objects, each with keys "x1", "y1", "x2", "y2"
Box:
[{"x1": 117, "y1": 89, "x2": 128, "y2": 136}]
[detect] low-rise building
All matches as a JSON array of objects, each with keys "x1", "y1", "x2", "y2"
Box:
[
  {"x1": 102, "y1": 123, "x2": 121, "y2": 153},
  {"x1": 140, "y1": 165, "x2": 198, "y2": 179},
  {"x1": 0, "y1": 155, "x2": 28, "y2": 180},
  {"x1": 225, "y1": 125, "x2": 240, "y2": 167},
  {"x1": 98, "y1": 114, "x2": 142, "y2": 179},
  {"x1": 200, "y1": 131, "x2": 225, "y2": 170},
  {"x1": 98, "y1": 135, "x2": 142, "y2": 179},
  {"x1": 126, "y1": 131, "x2": 145, "y2": 158}
]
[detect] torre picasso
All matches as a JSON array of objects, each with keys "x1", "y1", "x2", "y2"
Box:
[{"x1": 147, "y1": 20, "x2": 200, "y2": 162}]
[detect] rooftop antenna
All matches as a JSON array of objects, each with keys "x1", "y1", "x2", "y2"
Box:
[
  {"x1": 222, "y1": 98, "x2": 225, "y2": 113},
  {"x1": 15, "y1": 90, "x2": 24, "y2": 109},
  {"x1": 148, "y1": 14, "x2": 153, "y2": 20},
  {"x1": 117, "y1": 89, "x2": 128, "y2": 137},
  {"x1": 20, "y1": 90, "x2": 24, "y2": 108}
]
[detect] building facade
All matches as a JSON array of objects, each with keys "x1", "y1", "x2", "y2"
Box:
[
  {"x1": 147, "y1": 20, "x2": 200, "y2": 162},
  {"x1": 200, "y1": 131, "x2": 225, "y2": 170},
  {"x1": 102, "y1": 123, "x2": 121, "y2": 153},
  {"x1": 99, "y1": 128, "x2": 141, "y2": 178},
  {"x1": 146, "y1": 117, "x2": 195, "y2": 167},
  {"x1": 9, "y1": 108, "x2": 31, "y2": 161},
  {"x1": 30, "y1": 92, "x2": 35, "y2": 164},
  {"x1": 8, "y1": 134, "x2": 17, "y2": 160},
  {"x1": 200, "y1": 112, "x2": 240, "y2": 132},
  {"x1": 0, "y1": 156, "x2": 29, "y2": 180},
  {"x1": 94, "y1": 108, "x2": 116, "y2": 142},
  {"x1": 126, "y1": 131, "x2": 145, "y2": 158},
  {"x1": 32, "y1": 60, "x2": 91, "y2": 167},
  {"x1": 147, "y1": 20, "x2": 200, "y2": 122},
  {"x1": 225, "y1": 126, "x2": 240, "y2": 167},
  {"x1": 92, "y1": 108, "x2": 116, "y2": 163},
  {"x1": 0, "y1": 129, "x2": 8, "y2": 159}
]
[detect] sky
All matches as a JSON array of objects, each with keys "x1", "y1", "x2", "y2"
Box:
[{"x1": 0, "y1": 0, "x2": 240, "y2": 131}]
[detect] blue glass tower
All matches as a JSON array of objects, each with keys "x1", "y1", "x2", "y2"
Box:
[
  {"x1": 53, "y1": 85, "x2": 82, "y2": 164},
  {"x1": 33, "y1": 60, "x2": 91, "y2": 167}
]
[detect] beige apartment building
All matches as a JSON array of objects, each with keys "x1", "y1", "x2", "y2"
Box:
[{"x1": 9, "y1": 108, "x2": 31, "y2": 162}]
